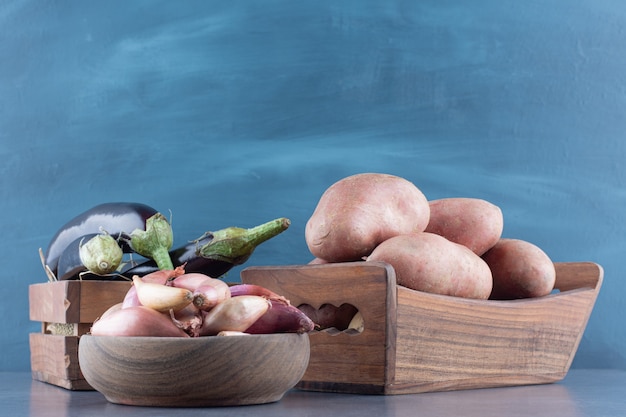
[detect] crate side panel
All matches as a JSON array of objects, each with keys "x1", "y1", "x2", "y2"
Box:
[
  {"x1": 29, "y1": 333, "x2": 92, "y2": 390},
  {"x1": 392, "y1": 286, "x2": 596, "y2": 392},
  {"x1": 29, "y1": 281, "x2": 80, "y2": 323},
  {"x1": 241, "y1": 262, "x2": 394, "y2": 389},
  {"x1": 78, "y1": 281, "x2": 132, "y2": 323},
  {"x1": 29, "y1": 281, "x2": 131, "y2": 324}
]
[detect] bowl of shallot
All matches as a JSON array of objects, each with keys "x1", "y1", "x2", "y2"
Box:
[
  {"x1": 78, "y1": 269, "x2": 314, "y2": 407},
  {"x1": 79, "y1": 332, "x2": 310, "y2": 407}
]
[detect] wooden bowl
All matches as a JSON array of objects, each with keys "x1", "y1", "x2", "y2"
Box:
[{"x1": 78, "y1": 333, "x2": 310, "y2": 406}]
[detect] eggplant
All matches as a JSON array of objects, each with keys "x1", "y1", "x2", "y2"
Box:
[
  {"x1": 121, "y1": 231, "x2": 227, "y2": 277},
  {"x1": 56, "y1": 233, "x2": 98, "y2": 281},
  {"x1": 121, "y1": 217, "x2": 290, "y2": 279},
  {"x1": 56, "y1": 233, "x2": 126, "y2": 281},
  {"x1": 43, "y1": 202, "x2": 159, "y2": 276}
]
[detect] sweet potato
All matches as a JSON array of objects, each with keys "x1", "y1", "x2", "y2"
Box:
[
  {"x1": 482, "y1": 238, "x2": 556, "y2": 300},
  {"x1": 366, "y1": 232, "x2": 493, "y2": 299},
  {"x1": 305, "y1": 173, "x2": 430, "y2": 262},
  {"x1": 425, "y1": 197, "x2": 503, "y2": 256}
]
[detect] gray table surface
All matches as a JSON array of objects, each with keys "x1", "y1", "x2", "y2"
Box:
[{"x1": 4, "y1": 369, "x2": 625, "y2": 417}]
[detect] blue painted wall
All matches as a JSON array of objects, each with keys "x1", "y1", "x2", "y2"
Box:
[{"x1": 1, "y1": 1, "x2": 625, "y2": 371}]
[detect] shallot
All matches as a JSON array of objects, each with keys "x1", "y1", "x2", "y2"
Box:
[
  {"x1": 171, "y1": 303, "x2": 204, "y2": 337},
  {"x1": 99, "y1": 302, "x2": 123, "y2": 320},
  {"x1": 171, "y1": 273, "x2": 231, "y2": 311},
  {"x1": 122, "y1": 266, "x2": 186, "y2": 308},
  {"x1": 90, "y1": 305, "x2": 189, "y2": 337},
  {"x1": 132, "y1": 275, "x2": 193, "y2": 313},
  {"x1": 245, "y1": 300, "x2": 315, "y2": 334},
  {"x1": 199, "y1": 295, "x2": 271, "y2": 336},
  {"x1": 229, "y1": 284, "x2": 290, "y2": 305}
]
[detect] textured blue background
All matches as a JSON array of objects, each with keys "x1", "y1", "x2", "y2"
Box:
[{"x1": 2, "y1": 1, "x2": 625, "y2": 371}]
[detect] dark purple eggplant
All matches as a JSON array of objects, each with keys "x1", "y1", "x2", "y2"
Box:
[
  {"x1": 56, "y1": 233, "x2": 98, "y2": 281},
  {"x1": 120, "y1": 231, "x2": 226, "y2": 277},
  {"x1": 121, "y1": 217, "x2": 290, "y2": 279},
  {"x1": 43, "y1": 202, "x2": 159, "y2": 276},
  {"x1": 56, "y1": 233, "x2": 127, "y2": 281}
]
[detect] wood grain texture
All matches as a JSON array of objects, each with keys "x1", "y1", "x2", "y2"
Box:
[
  {"x1": 391, "y1": 263, "x2": 601, "y2": 393},
  {"x1": 29, "y1": 281, "x2": 131, "y2": 324},
  {"x1": 242, "y1": 261, "x2": 396, "y2": 393},
  {"x1": 28, "y1": 280, "x2": 132, "y2": 390},
  {"x1": 241, "y1": 261, "x2": 602, "y2": 395},
  {"x1": 78, "y1": 333, "x2": 310, "y2": 406},
  {"x1": 29, "y1": 333, "x2": 92, "y2": 390}
]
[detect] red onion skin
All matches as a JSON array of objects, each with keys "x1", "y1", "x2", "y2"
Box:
[
  {"x1": 90, "y1": 305, "x2": 189, "y2": 337},
  {"x1": 170, "y1": 272, "x2": 219, "y2": 289},
  {"x1": 297, "y1": 303, "x2": 360, "y2": 331},
  {"x1": 228, "y1": 284, "x2": 289, "y2": 305},
  {"x1": 245, "y1": 300, "x2": 315, "y2": 334},
  {"x1": 172, "y1": 304, "x2": 203, "y2": 337},
  {"x1": 297, "y1": 304, "x2": 318, "y2": 325},
  {"x1": 145, "y1": 265, "x2": 187, "y2": 283}
]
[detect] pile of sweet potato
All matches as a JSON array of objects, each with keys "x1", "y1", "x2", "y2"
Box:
[{"x1": 305, "y1": 173, "x2": 555, "y2": 300}]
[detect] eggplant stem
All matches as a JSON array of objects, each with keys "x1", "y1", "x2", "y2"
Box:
[
  {"x1": 197, "y1": 218, "x2": 290, "y2": 265},
  {"x1": 129, "y1": 213, "x2": 175, "y2": 271},
  {"x1": 151, "y1": 246, "x2": 175, "y2": 271}
]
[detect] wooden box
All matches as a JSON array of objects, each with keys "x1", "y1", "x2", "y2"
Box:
[
  {"x1": 241, "y1": 261, "x2": 603, "y2": 395},
  {"x1": 29, "y1": 280, "x2": 131, "y2": 390}
]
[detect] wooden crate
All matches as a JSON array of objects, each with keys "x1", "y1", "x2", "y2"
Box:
[
  {"x1": 240, "y1": 261, "x2": 603, "y2": 395},
  {"x1": 29, "y1": 280, "x2": 131, "y2": 390}
]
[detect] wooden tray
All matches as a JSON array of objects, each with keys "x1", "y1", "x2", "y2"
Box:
[
  {"x1": 29, "y1": 280, "x2": 131, "y2": 390},
  {"x1": 240, "y1": 261, "x2": 602, "y2": 395}
]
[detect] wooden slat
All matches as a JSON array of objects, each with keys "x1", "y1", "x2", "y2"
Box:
[
  {"x1": 29, "y1": 333, "x2": 93, "y2": 390},
  {"x1": 29, "y1": 281, "x2": 81, "y2": 323},
  {"x1": 77, "y1": 281, "x2": 132, "y2": 322},
  {"x1": 29, "y1": 280, "x2": 131, "y2": 323}
]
